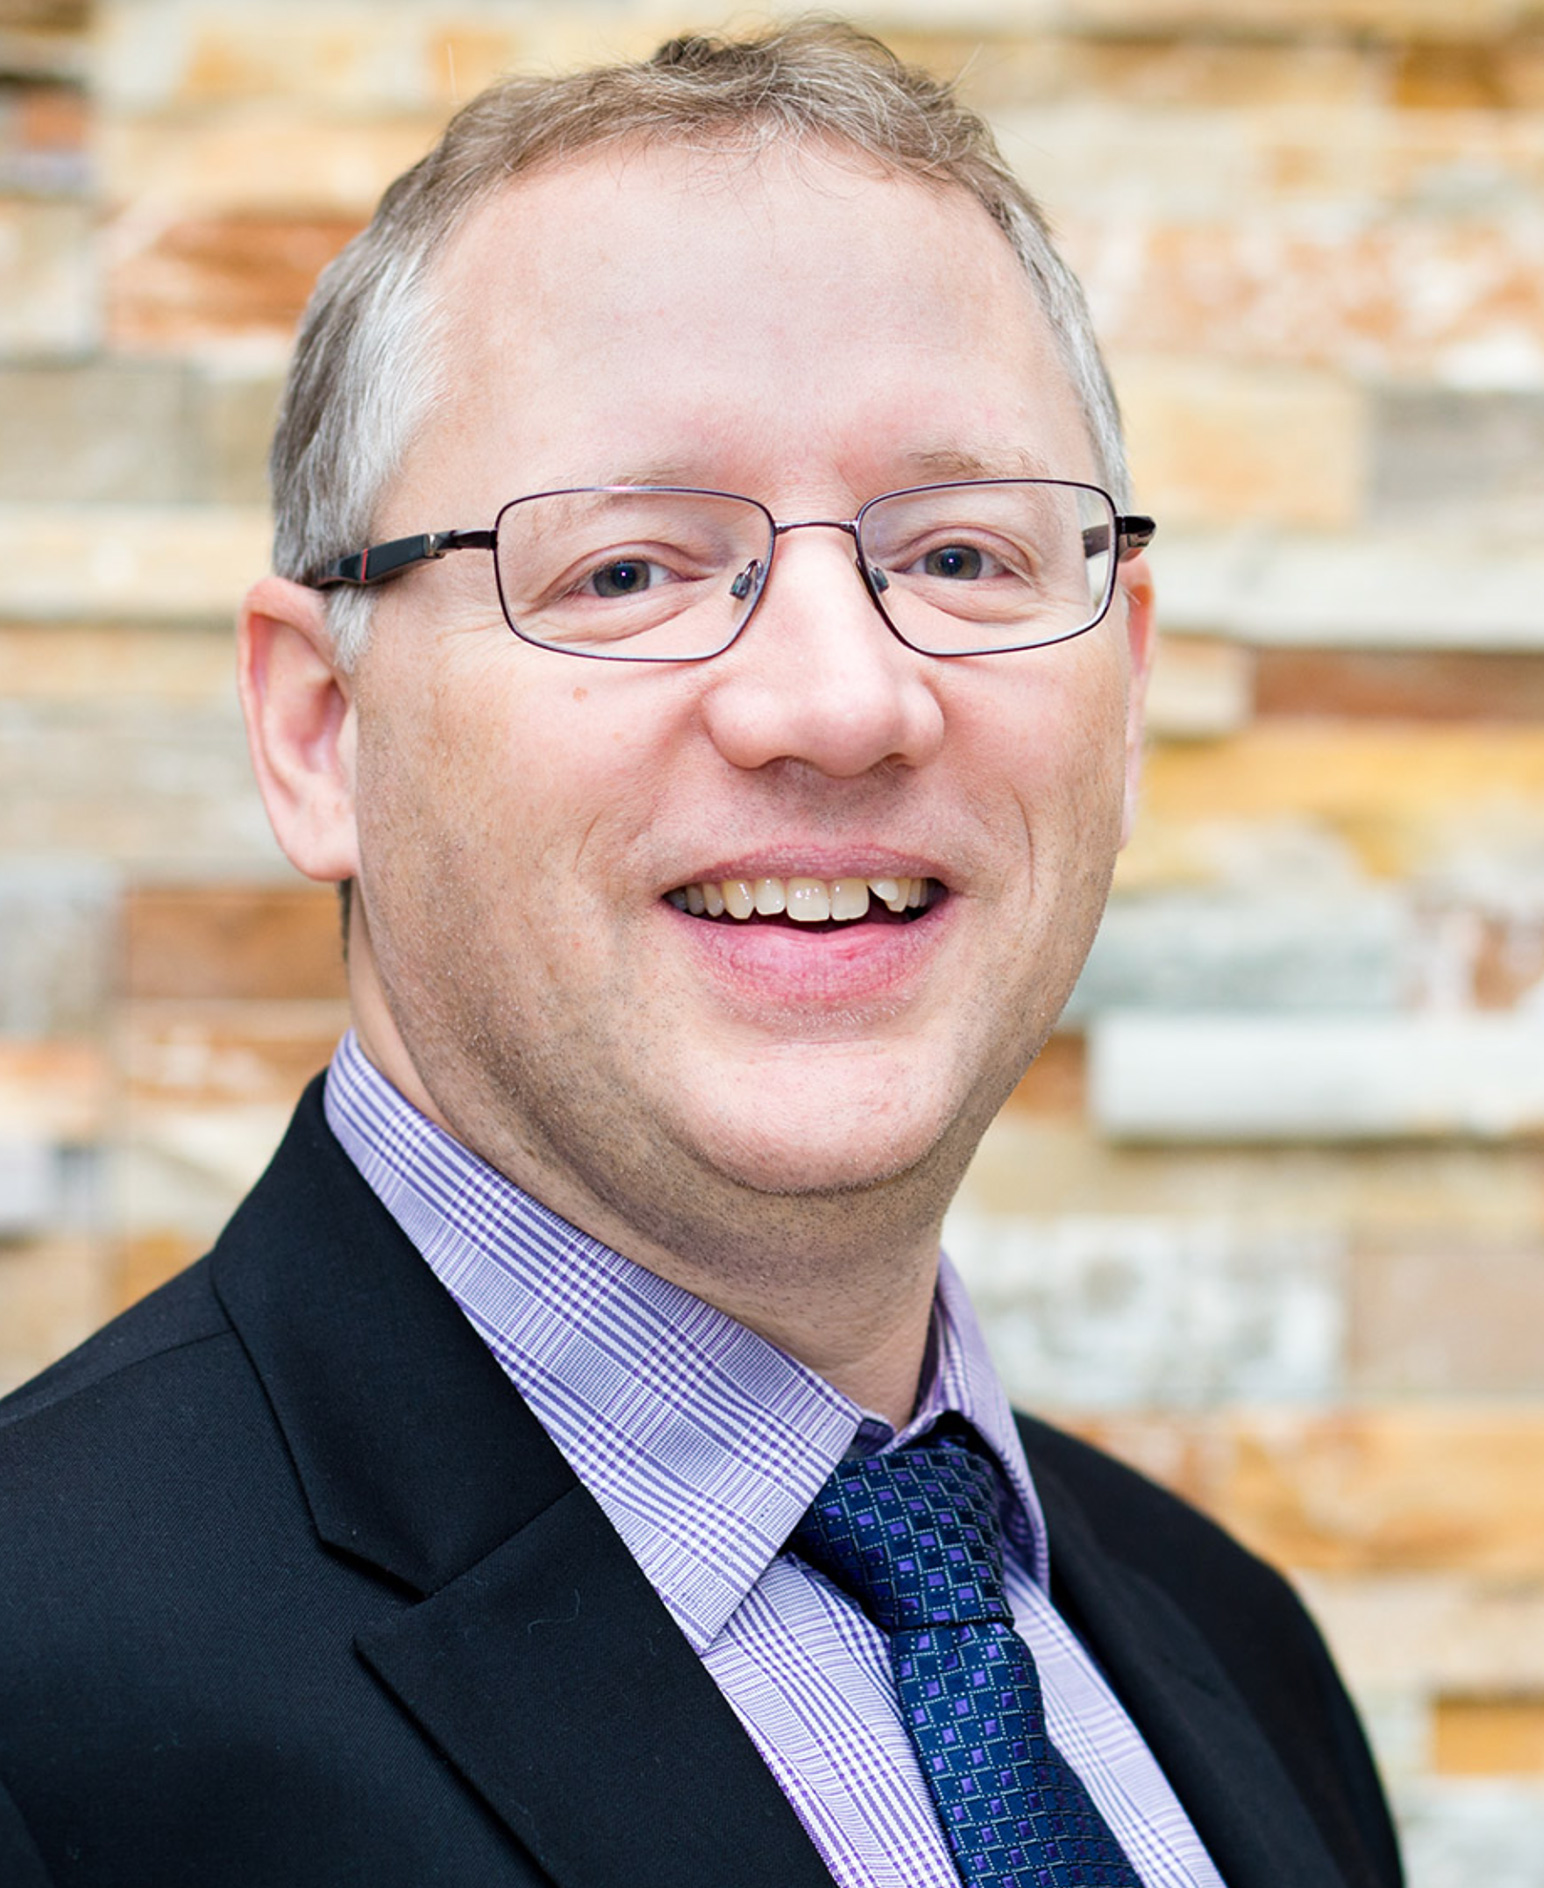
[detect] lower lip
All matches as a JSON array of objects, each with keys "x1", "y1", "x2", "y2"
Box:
[{"x1": 664, "y1": 898, "x2": 951, "y2": 1019}]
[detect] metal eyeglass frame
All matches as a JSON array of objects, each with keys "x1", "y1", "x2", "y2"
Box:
[{"x1": 309, "y1": 479, "x2": 1157, "y2": 662}]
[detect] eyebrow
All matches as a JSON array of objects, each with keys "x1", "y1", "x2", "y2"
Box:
[{"x1": 898, "y1": 445, "x2": 1059, "y2": 482}]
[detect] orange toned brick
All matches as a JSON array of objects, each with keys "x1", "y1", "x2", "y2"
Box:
[
  {"x1": 125, "y1": 999, "x2": 348, "y2": 1107},
  {"x1": 0, "y1": 1039, "x2": 108, "y2": 1139},
  {"x1": 1434, "y1": 1696, "x2": 1544, "y2": 1776},
  {"x1": 108, "y1": 214, "x2": 362, "y2": 352},
  {"x1": 1350, "y1": 1243, "x2": 1544, "y2": 1395},
  {"x1": 1395, "y1": 41, "x2": 1509, "y2": 109},
  {"x1": 1116, "y1": 356, "x2": 1365, "y2": 532},
  {"x1": 0, "y1": 624, "x2": 235, "y2": 703},
  {"x1": 1134, "y1": 723, "x2": 1544, "y2": 877},
  {"x1": 103, "y1": 109, "x2": 443, "y2": 217},
  {"x1": 125, "y1": 885, "x2": 347, "y2": 1002},
  {"x1": 1072, "y1": 1406, "x2": 1544, "y2": 1577},
  {"x1": 1004, "y1": 1032, "x2": 1087, "y2": 1118},
  {"x1": 112, "y1": 1229, "x2": 202, "y2": 1316},
  {"x1": 1254, "y1": 651, "x2": 1544, "y2": 723},
  {"x1": 0, "y1": 1236, "x2": 108, "y2": 1397}
]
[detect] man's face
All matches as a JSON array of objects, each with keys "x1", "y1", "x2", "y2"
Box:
[{"x1": 340, "y1": 141, "x2": 1150, "y2": 1272}]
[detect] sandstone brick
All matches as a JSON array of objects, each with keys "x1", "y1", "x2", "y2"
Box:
[
  {"x1": 0, "y1": 1234, "x2": 107, "y2": 1396},
  {"x1": 124, "y1": 1098, "x2": 296, "y2": 1201},
  {"x1": 1434, "y1": 1698, "x2": 1544, "y2": 1777},
  {"x1": 1395, "y1": 40, "x2": 1514, "y2": 109},
  {"x1": 961, "y1": 1107, "x2": 1544, "y2": 1246},
  {"x1": 1294, "y1": 1573, "x2": 1544, "y2": 1694},
  {"x1": 1137, "y1": 724, "x2": 1544, "y2": 863},
  {"x1": 1004, "y1": 1031, "x2": 1086, "y2": 1116},
  {"x1": 107, "y1": 213, "x2": 361, "y2": 353},
  {"x1": 1053, "y1": 0, "x2": 1531, "y2": 37},
  {"x1": 1066, "y1": 218, "x2": 1544, "y2": 385},
  {"x1": 1114, "y1": 354, "x2": 1366, "y2": 531},
  {"x1": 1254, "y1": 651, "x2": 1544, "y2": 722},
  {"x1": 1350, "y1": 1243, "x2": 1544, "y2": 1394},
  {"x1": 111, "y1": 1226, "x2": 201, "y2": 1314},
  {"x1": 1142, "y1": 635, "x2": 1253, "y2": 739},
  {"x1": 1073, "y1": 1405, "x2": 1544, "y2": 1576},
  {"x1": 124, "y1": 997, "x2": 348, "y2": 1104},
  {"x1": 98, "y1": 3, "x2": 422, "y2": 111},
  {"x1": 0, "y1": 622, "x2": 236, "y2": 703},
  {"x1": 102, "y1": 106, "x2": 442, "y2": 216},
  {"x1": 0, "y1": 504, "x2": 270, "y2": 622},
  {"x1": 928, "y1": 32, "x2": 1378, "y2": 113},
  {"x1": 0, "y1": 196, "x2": 95, "y2": 355},
  {"x1": 0, "y1": 1037, "x2": 107, "y2": 1138},
  {"x1": 125, "y1": 884, "x2": 346, "y2": 1001}
]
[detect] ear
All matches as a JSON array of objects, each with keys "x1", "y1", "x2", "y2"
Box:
[
  {"x1": 237, "y1": 576, "x2": 360, "y2": 883},
  {"x1": 1116, "y1": 553, "x2": 1156, "y2": 849}
]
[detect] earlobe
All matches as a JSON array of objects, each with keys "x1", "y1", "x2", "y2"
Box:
[
  {"x1": 1116, "y1": 555, "x2": 1156, "y2": 849},
  {"x1": 237, "y1": 576, "x2": 361, "y2": 884}
]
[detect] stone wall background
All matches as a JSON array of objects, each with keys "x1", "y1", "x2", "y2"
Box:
[{"x1": 1, "y1": 0, "x2": 1541, "y2": 1879}]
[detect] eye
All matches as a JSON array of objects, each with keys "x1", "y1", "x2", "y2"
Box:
[
  {"x1": 588, "y1": 557, "x2": 662, "y2": 598},
  {"x1": 922, "y1": 543, "x2": 985, "y2": 581}
]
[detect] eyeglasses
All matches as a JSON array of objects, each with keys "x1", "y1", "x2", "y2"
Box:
[{"x1": 311, "y1": 479, "x2": 1155, "y2": 663}]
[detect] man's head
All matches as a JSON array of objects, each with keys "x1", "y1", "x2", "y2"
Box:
[{"x1": 239, "y1": 23, "x2": 1153, "y2": 1375}]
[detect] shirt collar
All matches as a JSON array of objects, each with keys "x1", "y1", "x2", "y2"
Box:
[{"x1": 324, "y1": 1030, "x2": 1049, "y2": 1648}]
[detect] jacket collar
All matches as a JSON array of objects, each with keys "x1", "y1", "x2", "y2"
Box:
[{"x1": 210, "y1": 1081, "x2": 834, "y2": 1888}]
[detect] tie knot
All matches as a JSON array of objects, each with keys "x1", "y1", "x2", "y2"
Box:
[{"x1": 789, "y1": 1433, "x2": 1011, "y2": 1635}]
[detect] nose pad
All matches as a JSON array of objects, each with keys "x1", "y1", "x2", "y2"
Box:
[
  {"x1": 729, "y1": 559, "x2": 763, "y2": 603},
  {"x1": 868, "y1": 565, "x2": 890, "y2": 594}
]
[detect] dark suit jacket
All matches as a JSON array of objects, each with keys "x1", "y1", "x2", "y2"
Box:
[{"x1": 0, "y1": 1082, "x2": 1402, "y2": 1888}]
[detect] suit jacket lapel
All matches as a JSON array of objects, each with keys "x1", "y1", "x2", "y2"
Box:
[
  {"x1": 210, "y1": 1084, "x2": 832, "y2": 1888},
  {"x1": 1027, "y1": 1451, "x2": 1353, "y2": 1888}
]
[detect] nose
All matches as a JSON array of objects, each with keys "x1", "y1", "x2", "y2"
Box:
[{"x1": 699, "y1": 524, "x2": 946, "y2": 778}]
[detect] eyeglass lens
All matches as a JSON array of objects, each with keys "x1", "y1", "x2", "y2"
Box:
[{"x1": 491, "y1": 481, "x2": 1119, "y2": 661}]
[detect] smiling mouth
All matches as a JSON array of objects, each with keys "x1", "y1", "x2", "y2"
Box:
[{"x1": 665, "y1": 874, "x2": 941, "y2": 927}]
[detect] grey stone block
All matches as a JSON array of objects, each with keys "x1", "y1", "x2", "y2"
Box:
[
  {"x1": 1396, "y1": 1782, "x2": 1544, "y2": 1888},
  {"x1": 0, "y1": 362, "x2": 195, "y2": 503},
  {"x1": 1091, "y1": 1012, "x2": 1544, "y2": 1142},
  {"x1": 943, "y1": 1209, "x2": 1343, "y2": 1409},
  {"x1": 191, "y1": 367, "x2": 281, "y2": 506},
  {"x1": 1065, "y1": 889, "x2": 1413, "y2": 1021},
  {"x1": 1371, "y1": 391, "x2": 1544, "y2": 536},
  {"x1": 0, "y1": 857, "x2": 116, "y2": 1033}
]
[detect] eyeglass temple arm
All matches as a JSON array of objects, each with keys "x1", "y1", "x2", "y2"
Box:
[
  {"x1": 1093, "y1": 516, "x2": 1156, "y2": 562},
  {"x1": 311, "y1": 529, "x2": 496, "y2": 589}
]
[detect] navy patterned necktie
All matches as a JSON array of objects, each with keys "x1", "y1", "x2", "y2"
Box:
[{"x1": 790, "y1": 1429, "x2": 1143, "y2": 1888}]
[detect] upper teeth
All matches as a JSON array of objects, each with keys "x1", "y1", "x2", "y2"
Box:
[{"x1": 667, "y1": 875, "x2": 932, "y2": 922}]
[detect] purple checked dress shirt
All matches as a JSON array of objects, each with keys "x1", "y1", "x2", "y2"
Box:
[{"x1": 325, "y1": 1031, "x2": 1225, "y2": 1888}]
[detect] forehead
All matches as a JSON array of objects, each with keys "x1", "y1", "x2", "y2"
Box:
[{"x1": 391, "y1": 139, "x2": 1094, "y2": 521}]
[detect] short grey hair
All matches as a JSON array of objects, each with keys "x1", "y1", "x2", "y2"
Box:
[{"x1": 270, "y1": 20, "x2": 1129, "y2": 668}]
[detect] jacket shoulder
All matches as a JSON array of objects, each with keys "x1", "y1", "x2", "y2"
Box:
[{"x1": 1017, "y1": 1411, "x2": 1404, "y2": 1888}]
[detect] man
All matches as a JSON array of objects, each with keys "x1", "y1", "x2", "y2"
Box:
[{"x1": 0, "y1": 24, "x2": 1400, "y2": 1888}]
